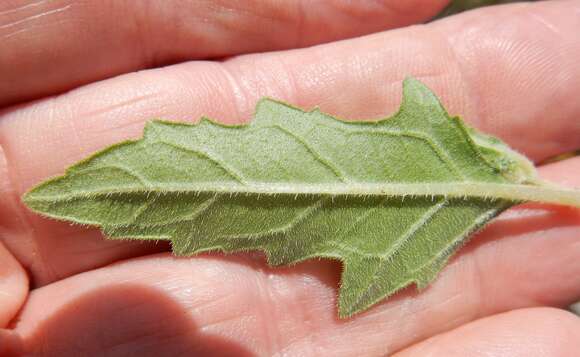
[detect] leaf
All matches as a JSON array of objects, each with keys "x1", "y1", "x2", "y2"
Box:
[
  {"x1": 434, "y1": 0, "x2": 532, "y2": 19},
  {"x1": 23, "y1": 78, "x2": 580, "y2": 318}
]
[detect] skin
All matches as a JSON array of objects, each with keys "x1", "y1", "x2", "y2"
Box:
[{"x1": 0, "y1": 0, "x2": 579, "y2": 355}]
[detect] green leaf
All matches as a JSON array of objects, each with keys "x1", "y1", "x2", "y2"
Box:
[
  {"x1": 23, "y1": 78, "x2": 580, "y2": 318},
  {"x1": 435, "y1": 0, "x2": 533, "y2": 19}
]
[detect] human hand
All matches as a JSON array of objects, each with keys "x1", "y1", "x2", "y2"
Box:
[{"x1": 1, "y1": 1, "x2": 579, "y2": 356}]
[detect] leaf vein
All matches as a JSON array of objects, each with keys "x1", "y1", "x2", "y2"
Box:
[
  {"x1": 154, "y1": 141, "x2": 248, "y2": 184},
  {"x1": 350, "y1": 198, "x2": 448, "y2": 309},
  {"x1": 259, "y1": 124, "x2": 349, "y2": 182},
  {"x1": 345, "y1": 128, "x2": 465, "y2": 180}
]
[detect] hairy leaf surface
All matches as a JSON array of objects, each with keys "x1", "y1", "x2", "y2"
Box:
[{"x1": 24, "y1": 78, "x2": 580, "y2": 317}]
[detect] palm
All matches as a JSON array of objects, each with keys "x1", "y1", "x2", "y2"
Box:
[{"x1": 1, "y1": 1, "x2": 579, "y2": 356}]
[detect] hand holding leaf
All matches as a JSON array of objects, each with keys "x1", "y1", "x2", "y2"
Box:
[{"x1": 3, "y1": 1, "x2": 580, "y2": 355}]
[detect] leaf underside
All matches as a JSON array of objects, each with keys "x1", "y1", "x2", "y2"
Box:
[{"x1": 25, "y1": 78, "x2": 557, "y2": 318}]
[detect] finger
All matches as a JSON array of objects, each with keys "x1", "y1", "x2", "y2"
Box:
[
  {"x1": 1, "y1": 0, "x2": 579, "y2": 285},
  {"x1": 2, "y1": 0, "x2": 578, "y2": 185},
  {"x1": 395, "y1": 307, "x2": 580, "y2": 357},
  {"x1": 0, "y1": 0, "x2": 449, "y2": 106},
  {"x1": 12, "y1": 158, "x2": 580, "y2": 355},
  {"x1": 0, "y1": 242, "x2": 28, "y2": 327}
]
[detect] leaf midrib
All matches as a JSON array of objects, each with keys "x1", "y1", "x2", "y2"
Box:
[{"x1": 26, "y1": 182, "x2": 580, "y2": 207}]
